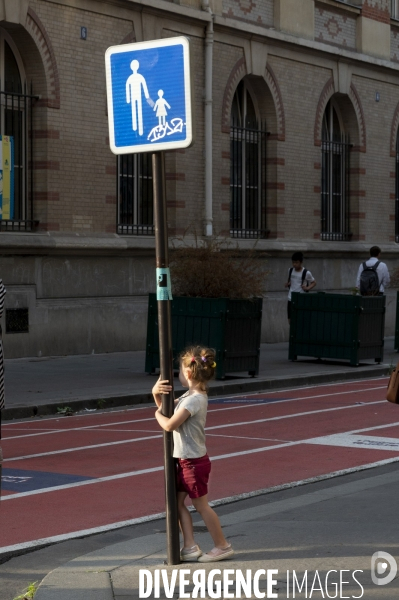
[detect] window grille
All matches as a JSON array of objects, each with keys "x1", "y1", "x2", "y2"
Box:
[
  {"x1": 6, "y1": 307, "x2": 29, "y2": 333},
  {"x1": 0, "y1": 36, "x2": 38, "y2": 232},
  {"x1": 0, "y1": 84, "x2": 37, "y2": 231},
  {"x1": 320, "y1": 101, "x2": 351, "y2": 241},
  {"x1": 321, "y1": 136, "x2": 351, "y2": 241},
  {"x1": 117, "y1": 153, "x2": 154, "y2": 235},
  {"x1": 230, "y1": 122, "x2": 267, "y2": 239}
]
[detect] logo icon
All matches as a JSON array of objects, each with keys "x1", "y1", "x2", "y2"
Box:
[{"x1": 371, "y1": 551, "x2": 397, "y2": 586}]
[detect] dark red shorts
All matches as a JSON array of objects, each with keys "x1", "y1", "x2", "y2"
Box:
[{"x1": 176, "y1": 454, "x2": 211, "y2": 499}]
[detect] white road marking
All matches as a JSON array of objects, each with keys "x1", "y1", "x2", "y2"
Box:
[
  {"x1": 205, "y1": 400, "x2": 385, "y2": 431},
  {"x1": 1, "y1": 380, "x2": 388, "y2": 438},
  {"x1": 207, "y1": 434, "x2": 290, "y2": 442},
  {"x1": 2, "y1": 385, "x2": 386, "y2": 441},
  {"x1": 1, "y1": 403, "x2": 155, "y2": 427},
  {"x1": 3, "y1": 434, "x2": 163, "y2": 462},
  {"x1": 1, "y1": 452, "x2": 398, "y2": 556},
  {"x1": 2, "y1": 400, "x2": 386, "y2": 462},
  {"x1": 2, "y1": 418, "x2": 158, "y2": 440},
  {"x1": 3, "y1": 417, "x2": 399, "y2": 501},
  {"x1": 305, "y1": 433, "x2": 399, "y2": 450}
]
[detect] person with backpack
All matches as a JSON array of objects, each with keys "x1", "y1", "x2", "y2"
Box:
[
  {"x1": 356, "y1": 246, "x2": 390, "y2": 296},
  {"x1": 285, "y1": 252, "x2": 316, "y2": 323}
]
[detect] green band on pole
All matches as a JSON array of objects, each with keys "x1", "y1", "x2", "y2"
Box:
[{"x1": 156, "y1": 268, "x2": 173, "y2": 301}]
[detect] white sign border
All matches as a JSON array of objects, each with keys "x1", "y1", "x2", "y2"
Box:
[{"x1": 105, "y1": 36, "x2": 193, "y2": 155}]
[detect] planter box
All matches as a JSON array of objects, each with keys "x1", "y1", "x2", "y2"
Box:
[
  {"x1": 289, "y1": 292, "x2": 385, "y2": 367},
  {"x1": 145, "y1": 294, "x2": 262, "y2": 379}
]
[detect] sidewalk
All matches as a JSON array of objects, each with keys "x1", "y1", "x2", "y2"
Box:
[
  {"x1": 2, "y1": 339, "x2": 396, "y2": 420},
  {"x1": 34, "y1": 464, "x2": 399, "y2": 599}
]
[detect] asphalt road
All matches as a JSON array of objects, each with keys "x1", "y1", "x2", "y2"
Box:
[{"x1": 2, "y1": 378, "x2": 399, "y2": 599}]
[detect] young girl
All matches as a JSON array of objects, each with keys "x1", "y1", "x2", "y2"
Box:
[{"x1": 153, "y1": 346, "x2": 234, "y2": 563}]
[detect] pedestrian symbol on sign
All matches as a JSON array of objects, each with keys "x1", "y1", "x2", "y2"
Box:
[
  {"x1": 105, "y1": 36, "x2": 193, "y2": 154},
  {"x1": 125, "y1": 60, "x2": 154, "y2": 136}
]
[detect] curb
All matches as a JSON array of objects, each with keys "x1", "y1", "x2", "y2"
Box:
[{"x1": 1, "y1": 364, "x2": 389, "y2": 420}]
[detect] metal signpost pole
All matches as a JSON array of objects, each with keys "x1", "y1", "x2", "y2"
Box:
[
  {"x1": 105, "y1": 35, "x2": 193, "y2": 567},
  {"x1": 152, "y1": 150, "x2": 180, "y2": 565}
]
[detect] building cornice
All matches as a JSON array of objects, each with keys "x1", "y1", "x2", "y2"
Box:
[
  {"x1": 212, "y1": 14, "x2": 399, "y2": 74},
  {"x1": 43, "y1": 0, "x2": 399, "y2": 74},
  {"x1": 1, "y1": 233, "x2": 398, "y2": 258}
]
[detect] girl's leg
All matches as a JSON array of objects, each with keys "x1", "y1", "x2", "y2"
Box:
[
  {"x1": 192, "y1": 495, "x2": 229, "y2": 549},
  {"x1": 177, "y1": 491, "x2": 196, "y2": 549}
]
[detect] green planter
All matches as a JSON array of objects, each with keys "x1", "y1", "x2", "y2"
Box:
[
  {"x1": 289, "y1": 292, "x2": 385, "y2": 367},
  {"x1": 145, "y1": 294, "x2": 262, "y2": 379}
]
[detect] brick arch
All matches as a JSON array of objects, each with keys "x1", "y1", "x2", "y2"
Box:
[
  {"x1": 221, "y1": 58, "x2": 285, "y2": 140},
  {"x1": 314, "y1": 78, "x2": 366, "y2": 151},
  {"x1": 221, "y1": 57, "x2": 247, "y2": 134},
  {"x1": 120, "y1": 31, "x2": 136, "y2": 45},
  {"x1": 25, "y1": 8, "x2": 60, "y2": 109},
  {"x1": 348, "y1": 83, "x2": 366, "y2": 152},
  {"x1": 390, "y1": 101, "x2": 399, "y2": 157},
  {"x1": 314, "y1": 77, "x2": 335, "y2": 146},
  {"x1": 264, "y1": 64, "x2": 285, "y2": 142}
]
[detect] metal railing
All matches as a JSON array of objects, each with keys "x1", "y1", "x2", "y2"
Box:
[
  {"x1": 0, "y1": 83, "x2": 37, "y2": 231},
  {"x1": 321, "y1": 136, "x2": 351, "y2": 241},
  {"x1": 230, "y1": 121, "x2": 267, "y2": 239},
  {"x1": 117, "y1": 153, "x2": 154, "y2": 235}
]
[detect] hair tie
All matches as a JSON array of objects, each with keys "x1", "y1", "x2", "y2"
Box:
[
  {"x1": 201, "y1": 356, "x2": 206, "y2": 362},
  {"x1": 191, "y1": 357, "x2": 196, "y2": 363},
  {"x1": 211, "y1": 362, "x2": 217, "y2": 368}
]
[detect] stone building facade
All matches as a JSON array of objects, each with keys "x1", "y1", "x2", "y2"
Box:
[{"x1": 1, "y1": 0, "x2": 399, "y2": 357}]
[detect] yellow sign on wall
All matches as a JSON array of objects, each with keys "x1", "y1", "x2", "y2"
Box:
[{"x1": 0, "y1": 135, "x2": 14, "y2": 220}]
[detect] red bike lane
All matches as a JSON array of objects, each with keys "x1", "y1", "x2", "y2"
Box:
[{"x1": 1, "y1": 377, "x2": 399, "y2": 555}]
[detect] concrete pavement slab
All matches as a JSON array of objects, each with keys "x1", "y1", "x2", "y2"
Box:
[
  {"x1": 34, "y1": 571, "x2": 113, "y2": 600},
  {"x1": 34, "y1": 467, "x2": 399, "y2": 600},
  {"x1": 54, "y1": 535, "x2": 165, "y2": 574}
]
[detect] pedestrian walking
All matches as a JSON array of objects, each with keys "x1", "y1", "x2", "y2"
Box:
[
  {"x1": 152, "y1": 345, "x2": 234, "y2": 563},
  {"x1": 0, "y1": 277, "x2": 6, "y2": 488},
  {"x1": 285, "y1": 251, "x2": 316, "y2": 323},
  {"x1": 356, "y1": 246, "x2": 390, "y2": 296}
]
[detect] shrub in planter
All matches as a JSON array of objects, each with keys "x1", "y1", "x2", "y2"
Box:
[{"x1": 145, "y1": 234, "x2": 268, "y2": 379}]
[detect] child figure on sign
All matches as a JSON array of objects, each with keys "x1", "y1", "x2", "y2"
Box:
[
  {"x1": 153, "y1": 90, "x2": 171, "y2": 127},
  {"x1": 152, "y1": 346, "x2": 234, "y2": 563}
]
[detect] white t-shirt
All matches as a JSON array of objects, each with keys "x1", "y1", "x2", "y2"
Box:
[
  {"x1": 173, "y1": 391, "x2": 208, "y2": 459},
  {"x1": 287, "y1": 267, "x2": 315, "y2": 301}
]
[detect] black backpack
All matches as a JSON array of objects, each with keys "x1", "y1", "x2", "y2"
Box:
[
  {"x1": 288, "y1": 268, "x2": 309, "y2": 292},
  {"x1": 359, "y1": 261, "x2": 380, "y2": 296}
]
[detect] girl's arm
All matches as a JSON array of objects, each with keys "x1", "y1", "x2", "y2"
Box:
[
  {"x1": 155, "y1": 405, "x2": 190, "y2": 432},
  {"x1": 152, "y1": 377, "x2": 173, "y2": 409}
]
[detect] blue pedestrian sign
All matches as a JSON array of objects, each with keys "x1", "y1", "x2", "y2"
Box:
[{"x1": 105, "y1": 37, "x2": 193, "y2": 154}]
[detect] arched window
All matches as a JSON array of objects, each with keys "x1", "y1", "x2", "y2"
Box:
[
  {"x1": 321, "y1": 100, "x2": 351, "y2": 241},
  {"x1": 117, "y1": 153, "x2": 153, "y2": 235},
  {"x1": 0, "y1": 30, "x2": 35, "y2": 231},
  {"x1": 230, "y1": 80, "x2": 267, "y2": 239}
]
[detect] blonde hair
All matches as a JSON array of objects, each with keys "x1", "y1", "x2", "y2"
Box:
[{"x1": 180, "y1": 346, "x2": 216, "y2": 392}]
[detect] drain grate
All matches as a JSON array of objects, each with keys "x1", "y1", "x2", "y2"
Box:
[{"x1": 6, "y1": 308, "x2": 29, "y2": 334}]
